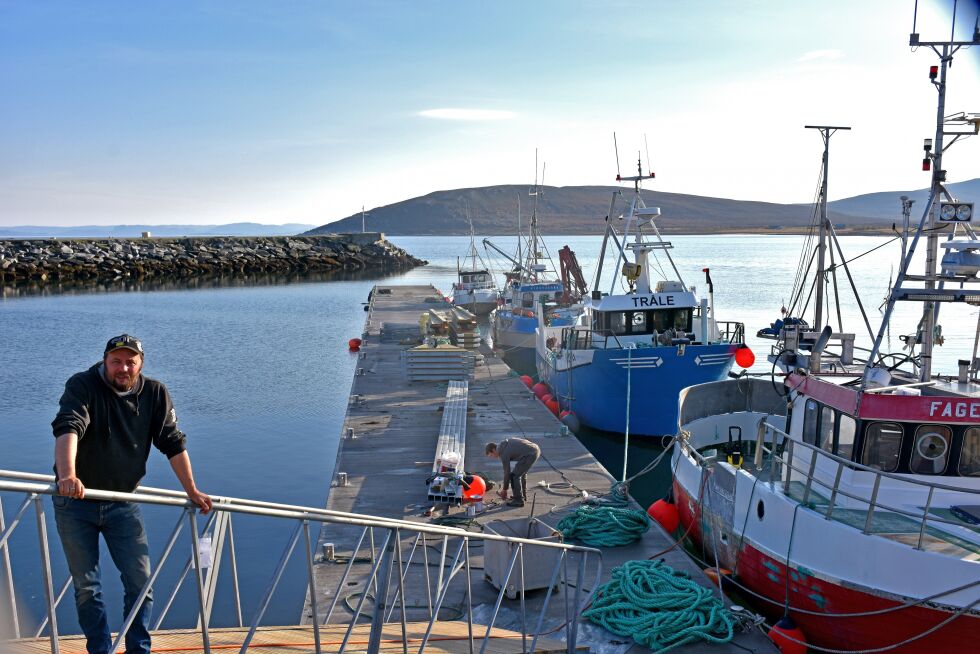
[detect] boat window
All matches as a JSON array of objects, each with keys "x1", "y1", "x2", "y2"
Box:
[
  {"x1": 837, "y1": 414, "x2": 856, "y2": 460},
  {"x1": 650, "y1": 311, "x2": 670, "y2": 332},
  {"x1": 608, "y1": 312, "x2": 628, "y2": 336},
  {"x1": 630, "y1": 311, "x2": 647, "y2": 333},
  {"x1": 959, "y1": 427, "x2": 980, "y2": 476},
  {"x1": 909, "y1": 425, "x2": 951, "y2": 475},
  {"x1": 819, "y1": 406, "x2": 835, "y2": 453},
  {"x1": 673, "y1": 308, "x2": 693, "y2": 332},
  {"x1": 521, "y1": 292, "x2": 534, "y2": 308},
  {"x1": 861, "y1": 422, "x2": 903, "y2": 472},
  {"x1": 802, "y1": 400, "x2": 819, "y2": 445}
]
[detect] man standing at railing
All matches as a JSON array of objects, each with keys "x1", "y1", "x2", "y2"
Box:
[
  {"x1": 50, "y1": 334, "x2": 212, "y2": 654},
  {"x1": 486, "y1": 438, "x2": 540, "y2": 507}
]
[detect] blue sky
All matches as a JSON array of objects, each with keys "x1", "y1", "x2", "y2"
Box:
[{"x1": 1, "y1": 1, "x2": 978, "y2": 226}]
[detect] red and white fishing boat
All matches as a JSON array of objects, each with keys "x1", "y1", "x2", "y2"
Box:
[{"x1": 670, "y1": 9, "x2": 980, "y2": 652}]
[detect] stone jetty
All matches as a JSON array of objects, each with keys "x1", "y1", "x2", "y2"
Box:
[{"x1": 0, "y1": 232, "x2": 424, "y2": 286}]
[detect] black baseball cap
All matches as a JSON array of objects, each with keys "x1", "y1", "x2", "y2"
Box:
[{"x1": 104, "y1": 334, "x2": 144, "y2": 356}]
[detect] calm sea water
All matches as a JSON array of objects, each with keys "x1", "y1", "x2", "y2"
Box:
[{"x1": 1, "y1": 233, "x2": 975, "y2": 634}]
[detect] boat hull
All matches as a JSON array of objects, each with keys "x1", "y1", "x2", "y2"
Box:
[
  {"x1": 671, "y1": 479, "x2": 980, "y2": 652},
  {"x1": 537, "y1": 344, "x2": 737, "y2": 436}
]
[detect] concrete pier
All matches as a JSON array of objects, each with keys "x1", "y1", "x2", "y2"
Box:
[{"x1": 305, "y1": 285, "x2": 775, "y2": 653}]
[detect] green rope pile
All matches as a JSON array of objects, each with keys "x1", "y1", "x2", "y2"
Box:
[
  {"x1": 556, "y1": 505, "x2": 649, "y2": 547},
  {"x1": 583, "y1": 560, "x2": 734, "y2": 652}
]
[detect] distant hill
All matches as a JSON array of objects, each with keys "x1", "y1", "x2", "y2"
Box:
[
  {"x1": 307, "y1": 178, "x2": 979, "y2": 235},
  {"x1": 0, "y1": 223, "x2": 315, "y2": 239},
  {"x1": 828, "y1": 178, "x2": 980, "y2": 220},
  {"x1": 307, "y1": 185, "x2": 872, "y2": 236}
]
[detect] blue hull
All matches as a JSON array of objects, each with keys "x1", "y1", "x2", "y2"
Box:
[
  {"x1": 537, "y1": 344, "x2": 737, "y2": 436},
  {"x1": 493, "y1": 309, "x2": 574, "y2": 378}
]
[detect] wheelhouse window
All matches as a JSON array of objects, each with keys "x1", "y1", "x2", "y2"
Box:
[
  {"x1": 861, "y1": 422, "x2": 903, "y2": 472},
  {"x1": 631, "y1": 312, "x2": 647, "y2": 332},
  {"x1": 521, "y1": 292, "x2": 534, "y2": 308},
  {"x1": 608, "y1": 312, "x2": 627, "y2": 335},
  {"x1": 837, "y1": 414, "x2": 856, "y2": 460},
  {"x1": 672, "y1": 308, "x2": 693, "y2": 332},
  {"x1": 819, "y1": 406, "x2": 835, "y2": 453},
  {"x1": 959, "y1": 427, "x2": 980, "y2": 476},
  {"x1": 909, "y1": 425, "x2": 951, "y2": 475},
  {"x1": 802, "y1": 400, "x2": 819, "y2": 446}
]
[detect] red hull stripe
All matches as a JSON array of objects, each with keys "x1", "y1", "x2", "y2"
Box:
[{"x1": 788, "y1": 373, "x2": 980, "y2": 423}]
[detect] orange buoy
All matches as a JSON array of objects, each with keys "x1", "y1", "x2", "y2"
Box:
[
  {"x1": 519, "y1": 375, "x2": 534, "y2": 388},
  {"x1": 348, "y1": 338, "x2": 362, "y2": 351},
  {"x1": 734, "y1": 345, "x2": 755, "y2": 368},
  {"x1": 703, "y1": 567, "x2": 733, "y2": 586},
  {"x1": 545, "y1": 398, "x2": 560, "y2": 415},
  {"x1": 647, "y1": 499, "x2": 680, "y2": 532},
  {"x1": 462, "y1": 475, "x2": 486, "y2": 500},
  {"x1": 531, "y1": 382, "x2": 550, "y2": 399},
  {"x1": 767, "y1": 616, "x2": 807, "y2": 654}
]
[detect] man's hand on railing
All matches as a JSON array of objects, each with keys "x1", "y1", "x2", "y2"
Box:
[
  {"x1": 57, "y1": 475, "x2": 86, "y2": 499},
  {"x1": 186, "y1": 489, "x2": 213, "y2": 514}
]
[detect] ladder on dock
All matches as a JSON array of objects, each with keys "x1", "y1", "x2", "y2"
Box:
[{"x1": 427, "y1": 381, "x2": 468, "y2": 504}]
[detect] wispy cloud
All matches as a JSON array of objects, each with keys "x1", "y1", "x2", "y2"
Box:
[
  {"x1": 418, "y1": 108, "x2": 516, "y2": 121},
  {"x1": 797, "y1": 49, "x2": 845, "y2": 63}
]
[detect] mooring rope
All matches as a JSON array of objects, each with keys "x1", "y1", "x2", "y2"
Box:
[
  {"x1": 556, "y1": 505, "x2": 650, "y2": 547},
  {"x1": 582, "y1": 559, "x2": 734, "y2": 653}
]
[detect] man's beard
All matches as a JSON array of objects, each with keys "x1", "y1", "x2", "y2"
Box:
[{"x1": 110, "y1": 373, "x2": 137, "y2": 392}]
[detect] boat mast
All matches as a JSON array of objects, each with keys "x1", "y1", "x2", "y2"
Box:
[
  {"x1": 862, "y1": 9, "x2": 980, "y2": 385},
  {"x1": 805, "y1": 125, "x2": 850, "y2": 372}
]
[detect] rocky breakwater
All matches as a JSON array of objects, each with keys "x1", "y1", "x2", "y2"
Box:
[{"x1": 0, "y1": 233, "x2": 425, "y2": 285}]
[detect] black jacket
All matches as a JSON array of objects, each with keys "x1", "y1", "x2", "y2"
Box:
[{"x1": 52, "y1": 363, "x2": 187, "y2": 493}]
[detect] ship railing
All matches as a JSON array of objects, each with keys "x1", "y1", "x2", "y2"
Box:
[
  {"x1": 713, "y1": 321, "x2": 745, "y2": 345},
  {"x1": 559, "y1": 327, "x2": 624, "y2": 351},
  {"x1": 0, "y1": 470, "x2": 601, "y2": 654},
  {"x1": 755, "y1": 426, "x2": 980, "y2": 551},
  {"x1": 677, "y1": 378, "x2": 788, "y2": 429}
]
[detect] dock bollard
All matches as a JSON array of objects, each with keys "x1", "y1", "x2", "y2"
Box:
[
  {"x1": 337, "y1": 472, "x2": 348, "y2": 487},
  {"x1": 322, "y1": 543, "x2": 335, "y2": 561},
  {"x1": 347, "y1": 427, "x2": 355, "y2": 439}
]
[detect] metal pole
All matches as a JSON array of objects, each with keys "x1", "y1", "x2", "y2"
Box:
[
  {"x1": 0, "y1": 496, "x2": 21, "y2": 638},
  {"x1": 366, "y1": 530, "x2": 396, "y2": 654},
  {"x1": 152, "y1": 511, "x2": 220, "y2": 630},
  {"x1": 324, "y1": 527, "x2": 370, "y2": 624},
  {"x1": 33, "y1": 576, "x2": 71, "y2": 638},
  {"x1": 238, "y1": 522, "x2": 302, "y2": 654},
  {"x1": 417, "y1": 539, "x2": 465, "y2": 654},
  {"x1": 518, "y1": 544, "x2": 527, "y2": 654},
  {"x1": 0, "y1": 495, "x2": 33, "y2": 550},
  {"x1": 464, "y1": 538, "x2": 474, "y2": 654},
  {"x1": 530, "y1": 550, "x2": 565, "y2": 654},
  {"x1": 110, "y1": 510, "x2": 187, "y2": 654},
  {"x1": 188, "y1": 511, "x2": 212, "y2": 654},
  {"x1": 301, "y1": 521, "x2": 322, "y2": 653},
  {"x1": 33, "y1": 495, "x2": 60, "y2": 654},
  {"x1": 421, "y1": 533, "x2": 433, "y2": 619},
  {"x1": 385, "y1": 533, "x2": 422, "y2": 622},
  {"x1": 479, "y1": 545, "x2": 521, "y2": 654},
  {"x1": 339, "y1": 530, "x2": 393, "y2": 652},
  {"x1": 569, "y1": 553, "x2": 586, "y2": 654},
  {"x1": 394, "y1": 531, "x2": 409, "y2": 654},
  {"x1": 226, "y1": 515, "x2": 244, "y2": 627}
]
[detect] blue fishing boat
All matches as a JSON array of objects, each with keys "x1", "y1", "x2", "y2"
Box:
[{"x1": 536, "y1": 160, "x2": 749, "y2": 436}]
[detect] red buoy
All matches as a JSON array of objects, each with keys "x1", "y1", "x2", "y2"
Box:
[
  {"x1": 734, "y1": 345, "x2": 755, "y2": 368},
  {"x1": 767, "y1": 616, "x2": 807, "y2": 654},
  {"x1": 348, "y1": 338, "x2": 362, "y2": 351},
  {"x1": 531, "y1": 382, "x2": 550, "y2": 399},
  {"x1": 559, "y1": 410, "x2": 571, "y2": 419},
  {"x1": 703, "y1": 567, "x2": 733, "y2": 586},
  {"x1": 647, "y1": 499, "x2": 680, "y2": 532},
  {"x1": 545, "y1": 398, "x2": 559, "y2": 415},
  {"x1": 462, "y1": 475, "x2": 486, "y2": 500},
  {"x1": 539, "y1": 393, "x2": 553, "y2": 405},
  {"x1": 519, "y1": 375, "x2": 534, "y2": 388}
]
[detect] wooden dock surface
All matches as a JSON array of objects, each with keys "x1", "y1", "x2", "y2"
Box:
[
  {"x1": 10, "y1": 623, "x2": 575, "y2": 654},
  {"x1": 304, "y1": 285, "x2": 776, "y2": 654}
]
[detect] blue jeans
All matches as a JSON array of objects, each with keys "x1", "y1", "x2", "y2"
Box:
[{"x1": 52, "y1": 497, "x2": 152, "y2": 654}]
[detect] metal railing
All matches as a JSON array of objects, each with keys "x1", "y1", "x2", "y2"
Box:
[
  {"x1": 0, "y1": 469, "x2": 601, "y2": 654},
  {"x1": 713, "y1": 320, "x2": 745, "y2": 345},
  {"x1": 755, "y1": 426, "x2": 980, "y2": 551}
]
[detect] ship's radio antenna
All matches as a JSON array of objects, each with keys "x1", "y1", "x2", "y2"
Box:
[
  {"x1": 613, "y1": 132, "x2": 622, "y2": 179},
  {"x1": 644, "y1": 134, "x2": 652, "y2": 175}
]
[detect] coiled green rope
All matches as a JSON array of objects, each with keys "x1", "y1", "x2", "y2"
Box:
[
  {"x1": 583, "y1": 560, "x2": 734, "y2": 652},
  {"x1": 556, "y1": 505, "x2": 650, "y2": 547}
]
